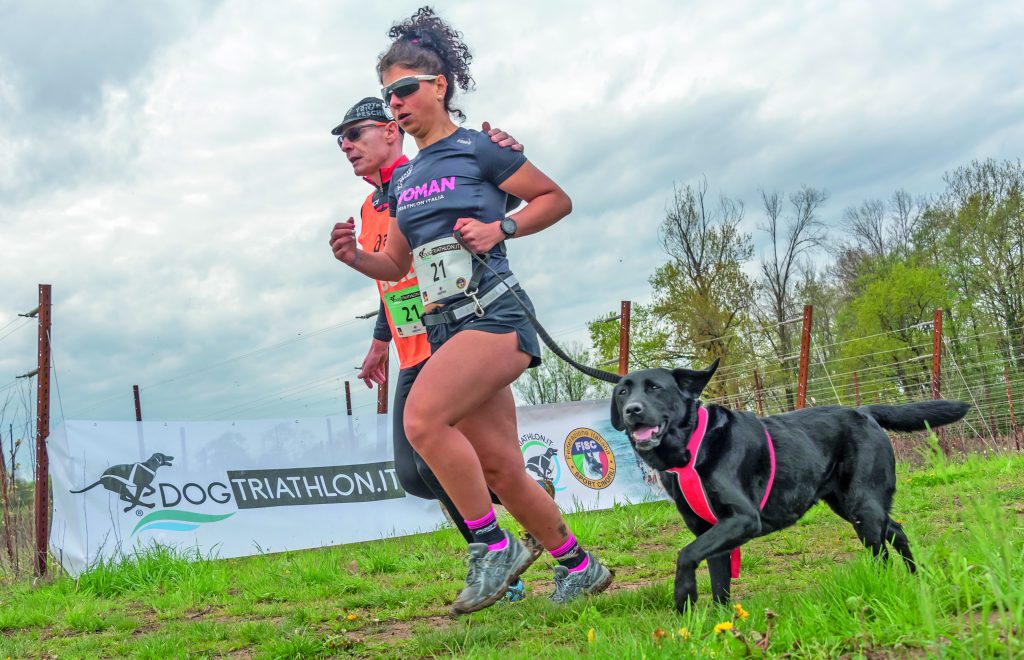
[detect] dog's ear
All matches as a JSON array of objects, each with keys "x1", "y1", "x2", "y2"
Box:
[
  {"x1": 610, "y1": 395, "x2": 625, "y2": 431},
  {"x1": 672, "y1": 358, "x2": 720, "y2": 398}
]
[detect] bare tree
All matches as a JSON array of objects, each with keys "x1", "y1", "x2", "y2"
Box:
[
  {"x1": 888, "y1": 189, "x2": 924, "y2": 258},
  {"x1": 756, "y1": 185, "x2": 828, "y2": 409},
  {"x1": 652, "y1": 179, "x2": 754, "y2": 374},
  {"x1": 842, "y1": 199, "x2": 887, "y2": 257}
]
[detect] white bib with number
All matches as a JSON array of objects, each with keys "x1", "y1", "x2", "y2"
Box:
[{"x1": 411, "y1": 236, "x2": 475, "y2": 303}]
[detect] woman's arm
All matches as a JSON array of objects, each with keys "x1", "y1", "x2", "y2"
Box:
[
  {"x1": 453, "y1": 161, "x2": 572, "y2": 253},
  {"x1": 329, "y1": 217, "x2": 413, "y2": 281}
]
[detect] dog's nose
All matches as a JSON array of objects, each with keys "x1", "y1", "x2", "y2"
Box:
[{"x1": 624, "y1": 402, "x2": 644, "y2": 418}]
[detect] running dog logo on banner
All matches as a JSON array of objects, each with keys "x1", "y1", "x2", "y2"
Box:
[
  {"x1": 564, "y1": 428, "x2": 616, "y2": 489},
  {"x1": 69, "y1": 452, "x2": 236, "y2": 537},
  {"x1": 519, "y1": 432, "x2": 565, "y2": 492}
]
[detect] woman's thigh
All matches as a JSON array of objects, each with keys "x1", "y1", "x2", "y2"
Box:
[{"x1": 405, "y1": 329, "x2": 530, "y2": 432}]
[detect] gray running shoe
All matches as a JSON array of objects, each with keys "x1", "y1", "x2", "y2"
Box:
[
  {"x1": 451, "y1": 530, "x2": 532, "y2": 615},
  {"x1": 550, "y1": 554, "x2": 614, "y2": 604}
]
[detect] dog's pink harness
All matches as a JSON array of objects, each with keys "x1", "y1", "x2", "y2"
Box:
[{"x1": 666, "y1": 405, "x2": 776, "y2": 578}]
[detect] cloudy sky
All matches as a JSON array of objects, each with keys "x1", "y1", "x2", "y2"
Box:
[{"x1": 1, "y1": 0, "x2": 1022, "y2": 457}]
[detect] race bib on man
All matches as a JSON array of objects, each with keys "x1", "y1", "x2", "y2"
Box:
[
  {"x1": 412, "y1": 236, "x2": 475, "y2": 303},
  {"x1": 383, "y1": 284, "x2": 426, "y2": 337}
]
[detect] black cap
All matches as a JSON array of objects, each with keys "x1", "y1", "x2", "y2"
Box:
[{"x1": 331, "y1": 97, "x2": 402, "y2": 135}]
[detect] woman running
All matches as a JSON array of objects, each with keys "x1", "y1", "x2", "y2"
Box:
[{"x1": 330, "y1": 6, "x2": 612, "y2": 614}]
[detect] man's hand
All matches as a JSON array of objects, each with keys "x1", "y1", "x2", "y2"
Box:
[
  {"x1": 482, "y1": 121, "x2": 524, "y2": 152},
  {"x1": 330, "y1": 218, "x2": 358, "y2": 265},
  {"x1": 453, "y1": 217, "x2": 503, "y2": 253},
  {"x1": 357, "y1": 339, "x2": 390, "y2": 388}
]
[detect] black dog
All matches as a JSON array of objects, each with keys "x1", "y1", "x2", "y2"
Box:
[
  {"x1": 70, "y1": 452, "x2": 174, "y2": 513},
  {"x1": 610, "y1": 359, "x2": 969, "y2": 611}
]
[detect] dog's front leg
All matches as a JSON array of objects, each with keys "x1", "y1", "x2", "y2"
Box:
[
  {"x1": 706, "y1": 552, "x2": 732, "y2": 605},
  {"x1": 674, "y1": 514, "x2": 760, "y2": 611},
  {"x1": 674, "y1": 547, "x2": 699, "y2": 610}
]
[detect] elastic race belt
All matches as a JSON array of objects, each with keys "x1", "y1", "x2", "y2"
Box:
[{"x1": 422, "y1": 275, "x2": 519, "y2": 327}]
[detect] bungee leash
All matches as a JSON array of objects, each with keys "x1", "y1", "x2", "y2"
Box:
[{"x1": 450, "y1": 231, "x2": 621, "y2": 385}]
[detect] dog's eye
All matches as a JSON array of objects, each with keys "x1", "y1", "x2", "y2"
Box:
[
  {"x1": 617, "y1": 387, "x2": 628, "y2": 396},
  {"x1": 646, "y1": 383, "x2": 660, "y2": 391}
]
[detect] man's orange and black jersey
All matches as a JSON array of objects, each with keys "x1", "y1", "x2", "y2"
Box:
[{"x1": 357, "y1": 155, "x2": 432, "y2": 370}]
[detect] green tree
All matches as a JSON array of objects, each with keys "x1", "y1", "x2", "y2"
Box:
[
  {"x1": 649, "y1": 180, "x2": 755, "y2": 375},
  {"x1": 836, "y1": 263, "x2": 951, "y2": 399},
  {"x1": 920, "y1": 159, "x2": 1024, "y2": 368},
  {"x1": 587, "y1": 303, "x2": 675, "y2": 371},
  {"x1": 512, "y1": 342, "x2": 607, "y2": 405}
]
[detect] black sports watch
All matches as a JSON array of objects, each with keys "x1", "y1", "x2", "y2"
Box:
[{"x1": 500, "y1": 217, "x2": 517, "y2": 239}]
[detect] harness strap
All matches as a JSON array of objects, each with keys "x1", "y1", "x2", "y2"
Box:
[
  {"x1": 421, "y1": 275, "x2": 519, "y2": 326},
  {"x1": 666, "y1": 405, "x2": 776, "y2": 578}
]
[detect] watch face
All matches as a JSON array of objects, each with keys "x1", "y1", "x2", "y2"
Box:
[{"x1": 501, "y1": 218, "x2": 517, "y2": 236}]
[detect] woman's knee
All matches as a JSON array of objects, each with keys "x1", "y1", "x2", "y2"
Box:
[
  {"x1": 403, "y1": 405, "x2": 443, "y2": 453},
  {"x1": 481, "y1": 461, "x2": 527, "y2": 497}
]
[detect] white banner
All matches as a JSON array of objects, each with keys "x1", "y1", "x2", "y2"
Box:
[{"x1": 48, "y1": 400, "x2": 666, "y2": 576}]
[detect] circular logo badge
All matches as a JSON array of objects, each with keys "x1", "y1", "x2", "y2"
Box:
[
  {"x1": 519, "y1": 433, "x2": 565, "y2": 493},
  {"x1": 455, "y1": 277, "x2": 467, "y2": 290},
  {"x1": 564, "y1": 428, "x2": 616, "y2": 489}
]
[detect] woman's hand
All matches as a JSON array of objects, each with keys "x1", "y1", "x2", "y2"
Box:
[
  {"x1": 453, "y1": 217, "x2": 504, "y2": 254},
  {"x1": 330, "y1": 218, "x2": 358, "y2": 265}
]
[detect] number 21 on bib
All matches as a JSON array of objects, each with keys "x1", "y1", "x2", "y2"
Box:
[{"x1": 411, "y1": 236, "x2": 475, "y2": 303}]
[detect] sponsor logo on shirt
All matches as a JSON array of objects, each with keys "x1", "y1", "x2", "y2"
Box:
[{"x1": 398, "y1": 176, "x2": 456, "y2": 203}]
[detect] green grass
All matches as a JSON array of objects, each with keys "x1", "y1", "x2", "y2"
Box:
[{"x1": 1, "y1": 451, "x2": 1021, "y2": 658}]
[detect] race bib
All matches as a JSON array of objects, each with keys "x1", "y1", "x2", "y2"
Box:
[
  {"x1": 412, "y1": 236, "x2": 475, "y2": 303},
  {"x1": 383, "y1": 284, "x2": 425, "y2": 337}
]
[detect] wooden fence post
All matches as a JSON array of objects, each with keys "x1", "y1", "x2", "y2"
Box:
[
  {"x1": 931, "y1": 308, "x2": 948, "y2": 453},
  {"x1": 34, "y1": 284, "x2": 52, "y2": 577},
  {"x1": 618, "y1": 301, "x2": 631, "y2": 377},
  {"x1": 753, "y1": 369, "x2": 765, "y2": 416},
  {"x1": 1005, "y1": 365, "x2": 1019, "y2": 452},
  {"x1": 796, "y1": 304, "x2": 812, "y2": 409},
  {"x1": 376, "y1": 356, "x2": 389, "y2": 414},
  {"x1": 133, "y1": 385, "x2": 142, "y2": 422}
]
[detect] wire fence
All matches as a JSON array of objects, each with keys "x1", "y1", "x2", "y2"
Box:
[{"x1": 5, "y1": 289, "x2": 1024, "y2": 579}]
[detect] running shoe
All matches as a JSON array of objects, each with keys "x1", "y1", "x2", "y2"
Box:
[
  {"x1": 550, "y1": 554, "x2": 614, "y2": 604},
  {"x1": 502, "y1": 578, "x2": 526, "y2": 603},
  {"x1": 451, "y1": 530, "x2": 532, "y2": 615}
]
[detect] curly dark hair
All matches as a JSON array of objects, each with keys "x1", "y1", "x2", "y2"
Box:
[{"x1": 377, "y1": 6, "x2": 475, "y2": 121}]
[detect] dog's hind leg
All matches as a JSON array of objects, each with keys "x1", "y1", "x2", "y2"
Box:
[
  {"x1": 850, "y1": 502, "x2": 890, "y2": 562},
  {"x1": 885, "y1": 518, "x2": 916, "y2": 573},
  {"x1": 706, "y1": 552, "x2": 732, "y2": 605}
]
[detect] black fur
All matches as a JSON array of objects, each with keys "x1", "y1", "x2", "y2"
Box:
[{"x1": 610, "y1": 359, "x2": 970, "y2": 612}]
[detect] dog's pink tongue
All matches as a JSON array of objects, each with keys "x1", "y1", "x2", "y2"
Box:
[{"x1": 633, "y1": 426, "x2": 660, "y2": 441}]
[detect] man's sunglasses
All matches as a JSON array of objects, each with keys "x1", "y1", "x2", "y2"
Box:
[
  {"x1": 337, "y1": 121, "x2": 389, "y2": 145},
  {"x1": 381, "y1": 75, "x2": 439, "y2": 105}
]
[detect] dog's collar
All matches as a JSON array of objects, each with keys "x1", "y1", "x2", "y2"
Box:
[{"x1": 665, "y1": 404, "x2": 776, "y2": 578}]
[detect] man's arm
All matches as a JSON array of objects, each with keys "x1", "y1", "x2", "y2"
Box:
[{"x1": 372, "y1": 299, "x2": 392, "y2": 343}]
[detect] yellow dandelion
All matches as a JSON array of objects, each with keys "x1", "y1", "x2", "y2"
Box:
[
  {"x1": 346, "y1": 613, "x2": 358, "y2": 621},
  {"x1": 678, "y1": 627, "x2": 691, "y2": 640},
  {"x1": 714, "y1": 621, "x2": 734, "y2": 634},
  {"x1": 587, "y1": 628, "x2": 595, "y2": 644},
  {"x1": 733, "y1": 603, "x2": 749, "y2": 620}
]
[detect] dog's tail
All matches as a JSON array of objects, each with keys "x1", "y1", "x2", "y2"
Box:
[
  {"x1": 69, "y1": 479, "x2": 104, "y2": 494},
  {"x1": 860, "y1": 400, "x2": 970, "y2": 432}
]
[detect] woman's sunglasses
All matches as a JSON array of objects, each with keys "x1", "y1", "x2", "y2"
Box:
[
  {"x1": 381, "y1": 75, "x2": 439, "y2": 105},
  {"x1": 337, "y1": 121, "x2": 388, "y2": 145}
]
